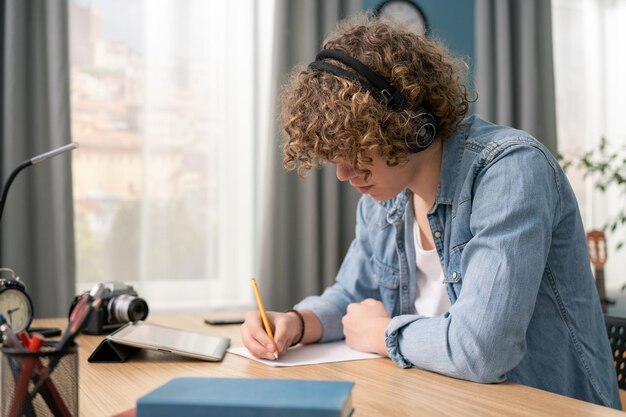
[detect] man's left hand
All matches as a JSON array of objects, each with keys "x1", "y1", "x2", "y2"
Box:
[{"x1": 342, "y1": 298, "x2": 391, "y2": 356}]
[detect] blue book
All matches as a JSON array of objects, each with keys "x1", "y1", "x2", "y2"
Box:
[{"x1": 136, "y1": 377, "x2": 355, "y2": 417}]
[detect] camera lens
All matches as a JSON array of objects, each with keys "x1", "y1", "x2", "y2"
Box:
[{"x1": 109, "y1": 294, "x2": 149, "y2": 323}]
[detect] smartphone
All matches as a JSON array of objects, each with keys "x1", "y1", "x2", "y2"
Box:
[{"x1": 204, "y1": 318, "x2": 245, "y2": 326}]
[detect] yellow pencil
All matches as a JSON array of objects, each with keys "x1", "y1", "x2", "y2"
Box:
[{"x1": 251, "y1": 278, "x2": 279, "y2": 360}]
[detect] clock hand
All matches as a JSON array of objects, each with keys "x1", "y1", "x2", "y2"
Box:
[
  {"x1": 7, "y1": 307, "x2": 20, "y2": 328},
  {"x1": 7, "y1": 309, "x2": 15, "y2": 326}
]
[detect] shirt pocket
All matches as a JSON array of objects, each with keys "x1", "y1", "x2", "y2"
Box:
[{"x1": 371, "y1": 257, "x2": 400, "y2": 313}]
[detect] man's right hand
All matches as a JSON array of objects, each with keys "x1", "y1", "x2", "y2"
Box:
[{"x1": 240, "y1": 310, "x2": 302, "y2": 360}]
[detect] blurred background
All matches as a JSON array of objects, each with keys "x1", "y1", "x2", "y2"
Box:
[{"x1": 1, "y1": 0, "x2": 624, "y2": 318}]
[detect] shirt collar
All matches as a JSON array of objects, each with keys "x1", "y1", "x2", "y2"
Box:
[
  {"x1": 376, "y1": 115, "x2": 475, "y2": 220},
  {"x1": 433, "y1": 116, "x2": 472, "y2": 208},
  {"x1": 377, "y1": 188, "x2": 411, "y2": 223}
]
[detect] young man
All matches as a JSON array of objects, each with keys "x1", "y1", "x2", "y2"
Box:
[{"x1": 240, "y1": 15, "x2": 621, "y2": 409}]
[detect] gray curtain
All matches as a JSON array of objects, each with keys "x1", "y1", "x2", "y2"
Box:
[
  {"x1": 1, "y1": 0, "x2": 75, "y2": 317},
  {"x1": 259, "y1": 0, "x2": 362, "y2": 311},
  {"x1": 475, "y1": 0, "x2": 558, "y2": 155}
]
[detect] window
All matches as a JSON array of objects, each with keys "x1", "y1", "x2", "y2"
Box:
[
  {"x1": 70, "y1": 0, "x2": 275, "y2": 310},
  {"x1": 552, "y1": 0, "x2": 626, "y2": 292}
]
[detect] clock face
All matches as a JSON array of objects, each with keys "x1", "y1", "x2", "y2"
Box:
[
  {"x1": 376, "y1": 0, "x2": 428, "y2": 36},
  {"x1": 0, "y1": 287, "x2": 33, "y2": 332}
]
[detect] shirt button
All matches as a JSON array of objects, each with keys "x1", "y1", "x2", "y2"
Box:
[
  {"x1": 434, "y1": 231, "x2": 442, "y2": 238},
  {"x1": 451, "y1": 271, "x2": 458, "y2": 279},
  {"x1": 402, "y1": 285, "x2": 408, "y2": 291}
]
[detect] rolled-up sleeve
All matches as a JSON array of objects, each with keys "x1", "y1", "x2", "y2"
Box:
[{"x1": 385, "y1": 143, "x2": 560, "y2": 383}]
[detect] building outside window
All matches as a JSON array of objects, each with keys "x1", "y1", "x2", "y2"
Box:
[{"x1": 69, "y1": 0, "x2": 275, "y2": 310}]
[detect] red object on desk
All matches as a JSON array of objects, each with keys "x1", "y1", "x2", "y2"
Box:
[
  {"x1": 112, "y1": 407, "x2": 137, "y2": 417},
  {"x1": 17, "y1": 331, "x2": 72, "y2": 417},
  {"x1": 8, "y1": 333, "x2": 44, "y2": 417}
]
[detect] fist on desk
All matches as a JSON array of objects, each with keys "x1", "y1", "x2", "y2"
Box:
[{"x1": 342, "y1": 298, "x2": 391, "y2": 357}]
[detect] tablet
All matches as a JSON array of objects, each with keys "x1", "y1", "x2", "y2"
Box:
[{"x1": 108, "y1": 321, "x2": 230, "y2": 361}]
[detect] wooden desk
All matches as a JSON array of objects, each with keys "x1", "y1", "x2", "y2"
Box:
[{"x1": 24, "y1": 313, "x2": 624, "y2": 417}]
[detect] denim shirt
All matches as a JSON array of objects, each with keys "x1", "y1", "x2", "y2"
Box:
[{"x1": 294, "y1": 115, "x2": 621, "y2": 409}]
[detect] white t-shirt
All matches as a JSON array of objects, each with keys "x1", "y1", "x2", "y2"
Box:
[{"x1": 413, "y1": 220, "x2": 451, "y2": 317}]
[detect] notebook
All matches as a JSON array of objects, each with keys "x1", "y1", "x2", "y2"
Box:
[{"x1": 136, "y1": 377, "x2": 355, "y2": 417}]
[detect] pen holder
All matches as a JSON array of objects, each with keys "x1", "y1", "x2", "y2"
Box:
[{"x1": 1, "y1": 344, "x2": 78, "y2": 417}]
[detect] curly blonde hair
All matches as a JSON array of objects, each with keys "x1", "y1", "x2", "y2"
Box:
[{"x1": 280, "y1": 13, "x2": 474, "y2": 177}]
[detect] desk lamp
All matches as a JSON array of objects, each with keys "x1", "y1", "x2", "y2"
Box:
[{"x1": 0, "y1": 143, "x2": 79, "y2": 333}]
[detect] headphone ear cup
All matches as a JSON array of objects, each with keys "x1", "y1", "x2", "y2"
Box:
[{"x1": 404, "y1": 111, "x2": 437, "y2": 153}]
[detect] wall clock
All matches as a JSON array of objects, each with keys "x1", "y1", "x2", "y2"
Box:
[{"x1": 375, "y1": 0, "x2": 428, "y2": 36}]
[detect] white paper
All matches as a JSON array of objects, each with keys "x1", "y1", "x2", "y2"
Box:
[{"x1": 227, "y1": 341, "x2": 383, "y2": 367}]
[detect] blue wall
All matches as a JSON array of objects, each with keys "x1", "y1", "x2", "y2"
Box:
[{"x1": 363, "y1": 0, "x2": 475, "y2": 80}]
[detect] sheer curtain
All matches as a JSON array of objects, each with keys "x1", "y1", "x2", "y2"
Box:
[
  {"x1": 71, "y1": 0, "x2": 275, "y2": 311},
  {"x1": 139, "y1": 1, "x2": 258, "y2": 310},
  {"x1": 552, "y1": 0, "x2": 626, "y2": 297}
]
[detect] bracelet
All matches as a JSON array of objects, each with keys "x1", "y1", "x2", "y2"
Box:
[{"x1": 285, "y1": 309, "x2": 305, "y2": 346}]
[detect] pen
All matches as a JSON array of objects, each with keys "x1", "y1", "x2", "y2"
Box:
[
  {"x1": 57, "y1": 282, "x2": 105, "y2": 352},
  {"x1": 251, "y1": 278, "x2": 279, "y2": 360},
  {"x1": 1, "y1": 323, "x2": 37, "y2": 416},
  {"x1": 8, "y1": 332, "x2": 43, "y2": 417},
  {"x1": 18, "y1": 331, "x2": 72, "y2": 417},
  {"x1": 27, "y1": 282, "x2": 105, "y2": 404}
]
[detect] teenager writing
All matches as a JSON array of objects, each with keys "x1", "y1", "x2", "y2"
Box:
[{"x1": 241, "y1": 14, "x2": 620, "y2": 409}]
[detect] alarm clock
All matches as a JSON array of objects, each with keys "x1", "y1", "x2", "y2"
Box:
[{"x1": 0, "y1": 268, "x2": 33, "y2": 332}]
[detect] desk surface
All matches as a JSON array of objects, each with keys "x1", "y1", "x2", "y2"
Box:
[{"x1": 23, "y1": 313, "x2": 624, "y2": 417}]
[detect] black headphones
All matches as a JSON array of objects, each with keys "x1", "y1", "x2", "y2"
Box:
[{"x1": 308, "y1": 49, "x2": 437, "y2": 153}]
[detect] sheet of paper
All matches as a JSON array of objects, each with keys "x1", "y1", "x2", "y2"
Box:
[{"x1": 227, "y1": 341, "x2": 383, "y2": 367}]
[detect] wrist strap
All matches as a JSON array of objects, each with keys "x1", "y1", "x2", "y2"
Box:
[{"x1": 285, "y1": 309, "x2": 305, "y2": 346}]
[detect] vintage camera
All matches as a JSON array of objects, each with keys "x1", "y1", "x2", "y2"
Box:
[{"x1": 70, "y1": 281, "x2": 149, "y2": 335}]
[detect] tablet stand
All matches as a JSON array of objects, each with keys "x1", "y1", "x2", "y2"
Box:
[{"x1": 88, "y1": 339, "x2": 140, "y2": 363}]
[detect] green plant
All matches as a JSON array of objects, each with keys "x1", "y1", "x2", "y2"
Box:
[{"x1": 558, "y1": 137, "x2": 626, "y2": 250}]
